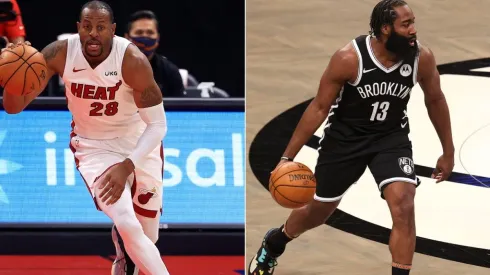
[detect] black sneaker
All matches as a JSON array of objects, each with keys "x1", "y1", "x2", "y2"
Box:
[{"x1": 247, "y1": 228, "x2": 283, "y2": 275}]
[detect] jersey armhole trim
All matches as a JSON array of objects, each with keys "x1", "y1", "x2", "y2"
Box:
[
  {"x1": 348, "y1": 39, "x2": 363, "y2": 86},
  {"x1": 62, "y1": 36, "x2": 75, "y2": 79},
  {"x1": 119, "y1": 41, "x2": 133, "y2": 89},
  {"x1": 412, "y1": 42, "x2": 421, "y2": 86}
]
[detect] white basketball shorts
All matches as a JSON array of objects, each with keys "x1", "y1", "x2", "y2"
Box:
[{"x1": 69, "y1": 131, "x2": 164, "y2": 219}]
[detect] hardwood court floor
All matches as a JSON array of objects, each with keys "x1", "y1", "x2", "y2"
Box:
[{"x1": 246, "y1": 0, "x2": 490, "y2": 274}]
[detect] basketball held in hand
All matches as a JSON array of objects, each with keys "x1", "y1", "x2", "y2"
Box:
[
  {"x1": 269, "y1": 161, "x2": 317, "y2": 209},
  {"x1": 0, "y1": 44, "x2": 48, "y2": 96}
]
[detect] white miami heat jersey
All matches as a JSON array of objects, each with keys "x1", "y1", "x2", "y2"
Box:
[{"x1": 63, "y1": 34, "x2": 145, "y2": 140}]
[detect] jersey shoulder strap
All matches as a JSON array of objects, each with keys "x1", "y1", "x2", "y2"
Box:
[
  {"x1": 354, "y1": 35, "x2": 377, "y2": 72},
  {"x1": 348, "y1": 35, "x2": 374, "y2": 86}
]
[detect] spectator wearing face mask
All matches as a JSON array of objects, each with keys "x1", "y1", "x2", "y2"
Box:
[{"x1": 125, "y1": 10, "x2": 185, "y2": 97}]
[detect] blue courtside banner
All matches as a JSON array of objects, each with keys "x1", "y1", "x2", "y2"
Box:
[{"x1": 0, "y1": 110, "x2": 244, "y2": 228}]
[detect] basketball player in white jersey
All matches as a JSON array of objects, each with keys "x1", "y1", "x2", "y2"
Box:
[{"x1": 2, "y1": 1, "x2": 170, "y2": 274}]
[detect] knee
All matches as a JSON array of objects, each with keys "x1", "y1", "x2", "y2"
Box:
[
  {"x1": 389, "y1": 193, "x2": 415, "y2": 226},
  {"x1": 114, "y1": 213, "x2": 144, "y2": 240}
]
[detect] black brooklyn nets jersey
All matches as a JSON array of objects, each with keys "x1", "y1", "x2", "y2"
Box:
[{"x1": 323, "y1": 34, "x2": 419, "y2": 142}]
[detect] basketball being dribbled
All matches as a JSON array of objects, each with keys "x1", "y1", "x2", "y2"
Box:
[
  {"x1": 269, "y1": 161, "x2": 317, "y2": 209},
  {"x1": 0, "y1": 44, "x2": 48, "y2": 96}
]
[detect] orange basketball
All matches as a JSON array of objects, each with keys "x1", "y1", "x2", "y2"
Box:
[
  {"x1": 0, "y1": 44, "x2": 48, "y2": 96},
  {"x1": 269, "y1": 161, "x2": 317, "y2": 209}
]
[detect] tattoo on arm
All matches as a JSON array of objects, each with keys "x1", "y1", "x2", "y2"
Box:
[
  {"x1": 138, "y1": 85, "x2": 163, "y2": 107},
  {"x1": 42, "y1": 40, "x2": 65, "y2": 62}
]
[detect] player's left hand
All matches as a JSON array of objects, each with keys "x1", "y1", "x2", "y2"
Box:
[
  {"x1": 431, "y1": 154, "x2": 454, "y2": 183},
  {"x1": 98, "y1": 160, "x2": 135, "y2": 205},
  {"x1": 1, "y1": 40, "x2": 30, "y2": 53}
]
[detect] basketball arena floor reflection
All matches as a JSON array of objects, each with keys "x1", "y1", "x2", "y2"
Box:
[{"x1": 247, "y1": 0, "x2": 490, "y2": 273}]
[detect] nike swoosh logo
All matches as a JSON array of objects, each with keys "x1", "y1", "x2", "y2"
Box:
[
  {"x1": 363, "y1": 68, "x2": 377, "y2": 73},
  {"x1": 401, "y1": 122, "x2": 408, "y2": 128},
  {"x1": 73, "y1": 68, "x2": 86, "y2": 73}
]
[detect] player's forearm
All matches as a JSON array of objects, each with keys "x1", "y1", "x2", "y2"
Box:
[
  {"x1": 127, "y1": 102, "x2": 168, "y2": 167},
  {"x1": 2, "y1": 87, "x2": 42, "y2": 114},
  {"x1": 425, "y1": 96, "x2": 454, "y2": 156},
  {"x1": 2, "y1": 92, "x2": 27, "y2": 114},
  {"x1": 282, "y1": 98, "x2": 330, "y2": 159}
]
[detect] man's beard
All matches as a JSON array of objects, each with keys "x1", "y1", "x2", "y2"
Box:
[{"x1": 385, "y1": 30, "x2": 418, "y2": 59}]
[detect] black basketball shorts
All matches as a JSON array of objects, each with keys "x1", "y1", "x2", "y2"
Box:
[{"x1": 313, "y1": 141, "x2": 421, "y2": 202}]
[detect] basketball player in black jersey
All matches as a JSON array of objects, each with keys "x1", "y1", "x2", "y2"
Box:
[{"x1": 248, "y1": 1, "x2": 454, "y2": 274}]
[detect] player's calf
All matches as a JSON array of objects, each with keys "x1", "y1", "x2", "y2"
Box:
[
  {"x1": 283, "y1": 199, "x2": 340, "y2": 238},
  {"x1": 383, "y1": 182, "x2": 416, "y2": 275},
  {"x1": 111, "y1": 209, "x2": 169, "y2": 275},
  {"x1": 111, "y1": 216, "x2": 161, "y2": 275},
  {"x1": 269, "y1": 200, "x2": 340, "y2": 255},
  {"x1": 111, "y1": 225, "x2": 137, "y2": 275}
]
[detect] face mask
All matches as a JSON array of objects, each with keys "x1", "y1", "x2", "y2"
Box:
[{"x1": 129, "y1": 36, "x2": 159, "y2": 57}]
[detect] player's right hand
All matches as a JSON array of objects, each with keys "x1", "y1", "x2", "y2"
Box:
[
  {"x1": 270, "y1": 158, "x2": 291, "y2": 175},
  {"x1": 97, "y1": 162, "x2": 133, "y2": 205}
]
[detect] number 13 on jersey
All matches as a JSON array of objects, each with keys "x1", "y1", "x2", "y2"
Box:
[{"x1": 370, "y1": 101, "x2": 390, "y2": 121}]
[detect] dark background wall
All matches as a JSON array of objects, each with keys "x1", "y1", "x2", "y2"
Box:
[{"x1": 16, "y1": 0, "x2": 245, "y2": 97}]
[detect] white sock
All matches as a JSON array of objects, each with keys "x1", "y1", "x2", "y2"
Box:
[
  {"x1": 113, "y1": 205, "x2": 162, "y2": 274},
  {"x1": 95, "y1": 184, "x2": 170, "y2": 275}
]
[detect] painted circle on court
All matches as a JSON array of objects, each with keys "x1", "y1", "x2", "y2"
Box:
[{"x1": 459, "y1": 122, "x2": 490, "y2": 188}]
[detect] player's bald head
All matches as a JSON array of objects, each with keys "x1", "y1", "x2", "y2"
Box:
[{"x1": 80, "y1": 0, "x2": 114, "y2": 23}]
